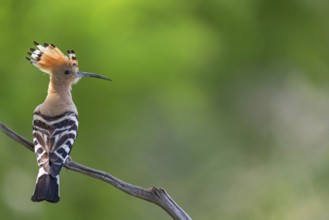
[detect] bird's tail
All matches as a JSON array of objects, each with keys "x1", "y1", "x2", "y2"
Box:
[{"x1": 31, "y1": 167, "x2": 60, "y2": 203}]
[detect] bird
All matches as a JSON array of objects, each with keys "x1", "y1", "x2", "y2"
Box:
[{"x1": 26, "y1": 41, "x2": 110, "y2": 203}]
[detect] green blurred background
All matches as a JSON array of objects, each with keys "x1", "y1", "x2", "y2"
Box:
[{"x1": 1, "y1": 0, "x2": 329, "y2": 219}]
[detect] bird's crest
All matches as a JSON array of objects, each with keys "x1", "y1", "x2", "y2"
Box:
[{"x1": 26, "y1": 41, "x2": 78, "y2": 74}]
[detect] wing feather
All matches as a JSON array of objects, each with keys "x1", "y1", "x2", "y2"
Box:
[{"x1": 33, "y1": 112, "x2": 78, "y2": 177}]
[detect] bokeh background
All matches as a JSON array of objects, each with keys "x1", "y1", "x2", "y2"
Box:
[{"x1": 1, "y1": 0, "x2": 329, "y2": 219}]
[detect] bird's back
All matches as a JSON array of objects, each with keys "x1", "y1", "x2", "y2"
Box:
[{"x1": 33, "y1": 111, "x2": 79, "y2": 176}]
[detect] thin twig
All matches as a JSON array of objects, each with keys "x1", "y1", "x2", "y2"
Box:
[{"x1": 0, "y1": 122, "x2": 191, "y2": 220}]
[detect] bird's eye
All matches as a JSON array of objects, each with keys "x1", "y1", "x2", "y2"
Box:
[{"x1": 64, "y1": 70, "x2": 70, "y2": 75}]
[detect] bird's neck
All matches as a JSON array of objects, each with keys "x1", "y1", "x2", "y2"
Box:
[
  {"x1": 47, "y1": 80, "x2": 73, "y2": 101},
  {"x1": 36, "y1": 80, "x2": 77, "y2": 116}
]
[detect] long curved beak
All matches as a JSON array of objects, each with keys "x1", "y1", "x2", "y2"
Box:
[{"x1": 78, "y1": 71, "x2": 112, "y2": 81}]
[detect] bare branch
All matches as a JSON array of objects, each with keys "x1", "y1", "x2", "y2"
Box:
[
  {"x1": 0, "y1": 122, "x2": 191, "y2": 220},
  {"x1": 0, "y1": 122, "x2": 34, "y2": 152}
]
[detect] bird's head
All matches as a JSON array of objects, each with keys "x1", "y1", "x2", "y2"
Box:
[{"x1": 26, "y1": 41, "x2": 111, "y2": 85}]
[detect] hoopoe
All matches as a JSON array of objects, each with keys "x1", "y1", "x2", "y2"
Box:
[{"x1": 26, "y1": 41, "x2": 110, "y2": 203}]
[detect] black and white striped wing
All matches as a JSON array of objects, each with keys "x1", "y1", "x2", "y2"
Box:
[{"x1": 33, "y1": 111, "x2": 78, "y2": 176}]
